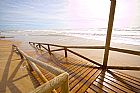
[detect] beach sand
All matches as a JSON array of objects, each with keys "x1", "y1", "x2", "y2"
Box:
[
  {"x1": 0, "y1": 35, "x2": 140, "y2": 92},
  {"x1": 0, "y1": 40, "x2": 35, "y2": 93}
]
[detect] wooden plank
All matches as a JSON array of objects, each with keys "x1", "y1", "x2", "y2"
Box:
[
  {"x1": 69, "y1": 63, "x2": 90, "y2": 77},
  {"x1": 90, "y1": 83, "x2": 107, "y2": 93},
  {"x1": 76, "y1": 69, "x2": 102, "y2": 93},
  {"x1": 51, "y1": 56, "x2": 88, "y2": 74},
  {"x1": 55, "y1": 55, "x2": 89, "y2": 72},
  {"x1": 67, "y1": 46, "x2": 105, "y2": 49},
  {"x1": 67, "y1": 49, "x2": 102, "y2": 66},
  {"x1": 30, "y1": 72, "x2": 69, "y2": 93},
  {"x1": 106, "y1": 74, "x2": 139, "y2": 92},
  {"x1": 101, "y1": 74, "x2": 135, "y2": 93},
  {"x1": 29, "y1": 42, "x2": 105, "y2": 49},
  {"x1": 93, "y1": 81, "x2": 116, "y2": 93},
  {"x1": 86, "y1": 88, "x2": 96, "y2": 93},
  {"x1": 99, "y1": 76, "x2": 134, "y2": 93},
  {"x1": 107, "y1": 66, "x2": 140, "y2": 71},
  {"x1": 106, "y1": 71, "x2": 140, "y2": 92},
  {"x1": 41, "y1": 69, "x2": 55, "y2": 80},
  {"x1": 50, "y1": 49, "x2": 64, "y2": 52},
  {"x1": 109, "y1": 70, "x2": 140, "y2": 83},
  {"x1": 69, "y1": 67, "x2": 91, "y2": 84},
  {"x1": 68, "y1": 62, "x2": 91, "y2": 75},
  {"x1": 110, "y1": 47, "x2": 140, "y2": 56},
  {"x1": 70, "y1": 68, "x2": 94, "y2": 90},
  {"x1": 31, "y1": 71, "x2": 43, "y2": 86},
  {"x1": 70, "y1": 68, "x2": 98, "y2": 92},
  {"x1": 39, "y1": 42, "x2": 64, "y2": 48},
  {"x1": 96, "y1": 78, "x2": 126, "y2": 93}
]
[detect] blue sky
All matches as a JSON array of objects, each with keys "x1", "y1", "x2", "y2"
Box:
[
  {"x1": 0, "y1": 0, "x2": 69, "y2": 30},
  {"x1": 0, "y1": 0, "x2": 140, "y2": 30}
]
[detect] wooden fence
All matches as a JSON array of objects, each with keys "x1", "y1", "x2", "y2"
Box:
[
  {"x1": 29, "y1": 42, "x2": 140, "y2": 71},
  {"x1": 12, "y1": 45, "x2": 69, "y2": 93}
]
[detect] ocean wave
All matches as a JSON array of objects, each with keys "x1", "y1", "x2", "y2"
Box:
[{"x1": 1, "y1": 28, "x2": 140, "y2": 45}]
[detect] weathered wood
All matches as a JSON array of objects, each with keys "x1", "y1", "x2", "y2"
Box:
[
  {"x1": 30, "y1": 72, "x2": 69, "y2": 93},
  {"x1": 107, "y1": 66, "x2": 140, "y2": 70},
  {"x1": 107, "y1": 70, "x2": 140, "y2": 92},
  {"x1": 103, "y1": 0, "x2": 116, "y2": 67},
  {"x1": 26, "y1": 59, "x2": 34, "y2": 71},
  {"x1": 76, "y1": 70, "x2": 102, "y2": 93},
  {"x1": 30, "y1": 42, "x2": 105, "y2": 49},
  {"x1": 29, "y1": 42, "x2": 65, "y2": 48},
  {"x1": 69, "y1": 68, "x2": 93, "y2": 90},
  {"x1": 110, "y1": 47, "x2": 140, "y2": 56},
  {"x1": 30, "y1": 42, "x2": 140, "y2": 72},
  {"x1": 28, "y1": 61, "x2": 49, "y2": 83},
  {"x1": 48, "y1": 45, "x2": 51, "y2": 54},
  {"x1": 67, "y1": 49, "x2": 102, "y2": 67},
  {"x1": 100, "y1": 74, "x2": 136, "y2": 93},
  {"x1": 38, "y1": 43, "x2": 41, "y2": 50},
  {"x1": 64, "y1": 47, "x2": 67, "y2": 57},
  {"x1": 40, "y1": 45, "x2": 49, "y2": 51},
  {"x1": 27, "y1": 60, "x2": 57, "y2": 93},
  {"x1": 70, "y1": 69, "x2": 99, "y2": 93},
  {"x1": 67, "y1": 46, "x2": 105, "y2": 49},
  {"x1": 50, "y1": 48, "x2": 64, "y2": 52},
  {"x1": 30, "y1": 47, "x2": 140, "y2": 93},
  {"x1": 13, "y1": 45, "x2": 65, "y2": 76},
  {"x1": 13, "y1": 45, "x2": 69, "y2": 93},
  {"x1": 13, "y1": 45, "x2": 24, "y2": 60}
]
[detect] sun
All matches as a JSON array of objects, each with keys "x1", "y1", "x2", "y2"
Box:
[{"x1": 68, "y1": 0, "x2": 110, "y2": 20}]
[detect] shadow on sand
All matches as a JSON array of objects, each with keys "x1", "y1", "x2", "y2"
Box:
[{"x1": 0, "y1": 48, "x2": 40, "y2": 93}]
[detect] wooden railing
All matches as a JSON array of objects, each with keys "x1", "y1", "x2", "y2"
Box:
[
  {"x1": 12, "y1": 45, "x2": 69, "y2": 93},
  {"x1": 29, "y1": 42, "x2": 140, "y2": 71}
]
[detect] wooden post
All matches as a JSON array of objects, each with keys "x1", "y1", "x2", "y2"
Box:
[
  {"x1": 103, "y1": 0, "x2": 116, "y2": 68},
  {"x1": 33, "y1": 43, "x2": 35, "y2": 46},
  {"x1": 61, "y1": 73, "x2": 69, "y2": 93},
  {"x1": 48, "y1": 45, "x2": 51, "y2": 54},
  {"x1": 38, "y1": 43, "x2": 41, "y2": 50},
  {"x1": 64, "y1": 47, "x2": 67, "y2": 57}
]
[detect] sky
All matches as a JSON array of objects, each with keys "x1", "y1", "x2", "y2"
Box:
[{"x1": 0, "y1": 0, "x2": 140, "y2": 30}]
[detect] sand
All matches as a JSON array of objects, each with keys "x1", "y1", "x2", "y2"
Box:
[{"x1": 0, "y1": 40, "x2": 35, "y2": 93}]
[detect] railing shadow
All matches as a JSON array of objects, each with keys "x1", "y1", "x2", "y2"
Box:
[
  {"x1": 95, "y1": 70, "x2": 106, "y2": 93},
  {"x1": 26, "y1": 67, "x2": 41, "y2": 88},
  {"x1": 0, "y1": 48, "x2": 22, "y2": 93},
  {"x1": 0, "y1": 47, "x2": 39, "y2": 93},
  {"x1": 107, "y1": 70, "x2": 140, "y2": 92}
]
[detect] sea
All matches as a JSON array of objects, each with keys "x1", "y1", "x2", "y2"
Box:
[{"x1": 1, "y1": 27, "x2": 140, "y2": 46}]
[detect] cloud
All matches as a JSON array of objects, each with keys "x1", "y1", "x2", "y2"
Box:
[
  {"x1": 0, "y1": 0, "x2": 140, "y2": 30},
  {"x1": 0, "y1": 0, "x2": 68, "y2": 29}
]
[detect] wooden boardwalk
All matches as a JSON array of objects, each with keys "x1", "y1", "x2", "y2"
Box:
[
  {"x1": 29, "y1": 49, "x2": 140, "y2": 93},
  {"x1": 1, "y1": 41, "x2": 140, "y2": 93}
]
